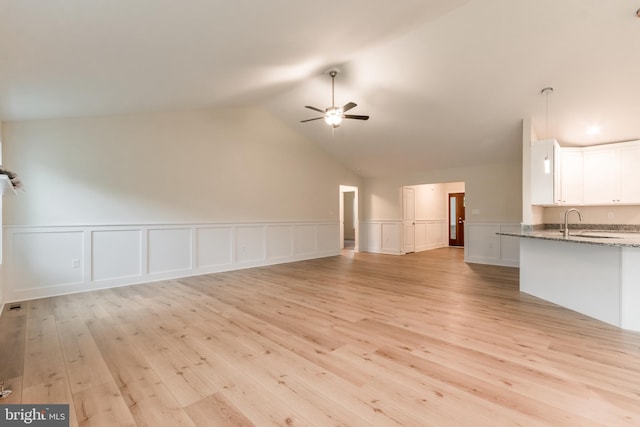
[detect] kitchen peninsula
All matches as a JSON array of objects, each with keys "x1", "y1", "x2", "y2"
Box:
[{"x1": 499, "y1": 228, "x2": 640, "y2": 332}]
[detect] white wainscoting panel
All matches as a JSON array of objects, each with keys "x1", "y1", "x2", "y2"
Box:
[
  {"x1": 92, "y1": 229, "x2": 142, "y2": 282},
  {"x1": 364, "y1": 222, "x2": 382, "y2": 253},
  {"x1": 464, "y1": 222, "x2": 520, "y2": 267},
  {"x1": 499, "y1": 224, "x2": 521, "y2": 266},
  {"x1": 316, "y1": 223, "x2": 340, "y2": 254},
  {"x1": 293, "y1": 225, "x2": 315, "y2": 256},
  {"x1": 381, "y1": 223, "x2": 401, "y2": 254},
  {"x1": 3, "y1": 221, "x2": 340, "y2": 303},
  {"x1": 362, "y1": 221, "x2": 402, "y2": 255},
  {"x1": 415, "y1": 222, "x2": 427, "y2": 250},
  {"x1": 414, "y1": 220, "x2": 447, "y2": 252},
  {"x1": 267, "y1": 225, "x2": 293, "y2": 260},
  {"x1": 364, "y1": 220, "x2": 519, "y2": 266},
  {"x1": 148, "y1": 228, "x2": 192, "y2": 274},
  {"x1": 235, "y1": 226, "x2": 265, "y2": 265},
  {"x1": 10, "y1": 230, "x2": 85, "y2": 298},
  {"x1": 196, "y1": 226, "x2": 233, "y2": 268}
]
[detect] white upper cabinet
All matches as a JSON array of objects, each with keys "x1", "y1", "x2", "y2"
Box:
[
  {"x1": 560, "y1": 141, "x2": 640, "y2": 206},
  {"x1": 532, "y1": 139, "x2": 640, "y2": 207},
  {"x1": 619, "y1": 144, "x2": 640, "y2": 204},
  {"x1": 559, "y1": 148, "x2": 583, "y2": 205},
  {"x1": 531, "y1": 139, "x2": 560, "y2": 206},
  {"x1": 583, "y1": 147, "x2": 620, "y2": 204}
]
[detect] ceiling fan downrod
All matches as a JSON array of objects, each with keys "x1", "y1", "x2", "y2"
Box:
[{"x1": 329, "y1": 70, "x2": 337, "y2": 108}]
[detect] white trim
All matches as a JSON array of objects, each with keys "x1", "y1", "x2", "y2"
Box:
[{"x1": 339, "y1": 185, "x2": 359, "y2": 252}]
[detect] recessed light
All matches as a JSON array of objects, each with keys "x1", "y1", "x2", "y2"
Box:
[{"x1": 586, "y1": 125, "x2": 601, "y2": 136}]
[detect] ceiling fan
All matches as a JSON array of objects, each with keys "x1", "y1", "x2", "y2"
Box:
[{"x1": 301, "y1": 70, "x2": 369, "y2": 128}]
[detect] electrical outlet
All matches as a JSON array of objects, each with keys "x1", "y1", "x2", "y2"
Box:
[
  {"x1": 607, "y1": 212, "x2": 614, "y2": 220},
  {"x1": 71, "y1": 259, "x2": 80, "y2": 268}
]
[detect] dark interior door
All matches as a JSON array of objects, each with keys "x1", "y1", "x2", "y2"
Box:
[{"x1": 449, "y1": 192, "x2": 465, "y2": 246}]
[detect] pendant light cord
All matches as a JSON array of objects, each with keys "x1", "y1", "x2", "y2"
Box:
[
  {"x1": 541, "y1": 87, "x2": 553, "y2": 139},
  {"x1": 545, "y1": 90, "x2": 549, "y2": 138}
]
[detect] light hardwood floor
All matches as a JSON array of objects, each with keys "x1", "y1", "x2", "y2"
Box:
[{"x1": 1, "y1": 248, "x2": 640, "y2": 426}]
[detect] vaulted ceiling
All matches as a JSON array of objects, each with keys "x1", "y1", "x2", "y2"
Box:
[{"x1": 2, "y1": 0, "x2": 639, "y2": 178}]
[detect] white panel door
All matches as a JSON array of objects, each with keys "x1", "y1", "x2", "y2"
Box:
[
  {"x1": 403, "y1": 187, "x2": 415, "y2": 253},
  {"x1": 619, "y1": 145, "x2": 640, "y2": 203}
]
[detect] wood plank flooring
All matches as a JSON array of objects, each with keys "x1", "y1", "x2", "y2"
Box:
[{"x1": 1, "y1": 247, "x2": 640, "y2": 426}]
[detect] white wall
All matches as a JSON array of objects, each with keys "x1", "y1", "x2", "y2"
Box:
[
  {"x1": 412, "y1": 183, "x2": 446, "y2": 219},
  {"x1": 522, "y1": 118, "x2": 544, "y2": 226},
  {"x1": 363, "y1": 161, "x2": 522, "y2": 223},
  {"x1": 362, "y1": 162, "x2": 521, "y2": 266},
  {"x1": 3, "y1": 107, "x2": 361, "y2": 225},
  {"x1": 1, "y1": 107, "x2": 361, "y2": 303}
]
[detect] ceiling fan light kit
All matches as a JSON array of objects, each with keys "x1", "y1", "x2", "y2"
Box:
[
  {"x1": 301, "y1": 69, "x2": 369, "y2": 128},
  {"x1": 324, "y1": 107, "x2": 343, "y2": 126}
]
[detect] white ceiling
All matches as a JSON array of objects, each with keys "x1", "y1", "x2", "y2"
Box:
[{"x1": 2, "y1": 0, "x2": 640, "y2": 178}]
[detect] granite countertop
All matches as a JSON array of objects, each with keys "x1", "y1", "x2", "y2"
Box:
[{"x1": 497, "y1": 229, "x2": 640, "y2": 248}]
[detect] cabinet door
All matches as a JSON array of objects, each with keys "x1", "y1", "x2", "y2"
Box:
[
  {"x1": 560, "y1": 149, "x2": 583, "y2": 205},
  {"x1": 583, "y1": 149, "x2": 619, "y2": 204},
  {"x1": 620, "y1": 145, "x2": 640, "y2": 203}
]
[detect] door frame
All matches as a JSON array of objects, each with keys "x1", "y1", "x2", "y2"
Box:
[
  {"x1": 339, "y1": 185, "x2": 359, "y2": 251},
  {"x1": 448, "y1": 192, "x2": 465, "y2": 247}
]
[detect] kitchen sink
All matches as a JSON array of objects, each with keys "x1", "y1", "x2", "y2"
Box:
[{"x1": 559, "y1": 230, "x2": 624, "y2": 239}]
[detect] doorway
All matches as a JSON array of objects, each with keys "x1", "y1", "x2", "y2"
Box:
[
  {"x1": 448, "y1": 192, "x2": 465, "y2": 247},
  {"x1": 339, "y1": 185, "x2": 359, "y2": 251}
]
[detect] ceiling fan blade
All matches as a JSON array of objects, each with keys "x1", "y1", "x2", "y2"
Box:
[
  {"x1": 305, "y1": 105, "x2": 325, "y2": 113},
  {"x1": 342, "y1": 102, "x2": 357, "y2": 112},
  {"x1": 300, "y1": 117, "x2": 324, "y2": 123},
  {"x1": 344, "y1": 114, "x2": 370, "y2": 120}
]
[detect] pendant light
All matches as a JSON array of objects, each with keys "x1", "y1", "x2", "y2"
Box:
[{"x1": 541, "y1": 87, "x2": 554, "y2": 174}]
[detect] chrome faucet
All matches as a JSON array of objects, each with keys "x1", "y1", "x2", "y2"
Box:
[{"x1": 563, "y1": 208, "x2": 583, "y2": 238}]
